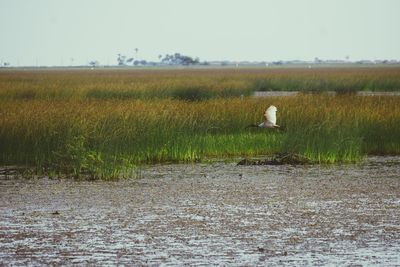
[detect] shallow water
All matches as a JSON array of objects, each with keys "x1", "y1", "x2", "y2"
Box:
[
  {"x1": 253, "y1": 91, "x2": 400, "y2": 97},
  {"x1": 1, "y1": 156, "x2": 400, "y2": 266}
]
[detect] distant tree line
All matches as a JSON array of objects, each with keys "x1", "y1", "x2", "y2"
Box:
[
  {"x1": 116, "y1": 52, "x2": 200, "y2": 66},
  {"x1": 160, "y1": 53, "x2": 200, "y2": 65}
]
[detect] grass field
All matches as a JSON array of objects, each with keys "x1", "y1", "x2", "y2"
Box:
[
  {"x1": 1, "y1": 67, "x2": 400, "y2": 179},
  {"x1": 1, "y1": 67, "x2": 400, "y2": 100}
]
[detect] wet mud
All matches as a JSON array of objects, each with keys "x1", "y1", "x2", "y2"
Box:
[{"x1": 1, "y1": 157, "x2": 400, "y2": 266}]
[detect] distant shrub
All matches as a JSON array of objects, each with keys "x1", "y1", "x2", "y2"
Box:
[
  {"x1": 252, "y1": 79, "x2": 276, "y2": 91},
  {"x1": 13, "y1": 89, "x2": 37, "y2": 100}
]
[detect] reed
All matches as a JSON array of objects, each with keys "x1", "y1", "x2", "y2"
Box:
[{"x1": 1, "y1": 68, "x2": 399, "y2": 178}]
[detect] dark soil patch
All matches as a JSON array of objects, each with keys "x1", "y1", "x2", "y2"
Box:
[{"x1": 238, "y1": 153, "x2": 312, "y2": 165}]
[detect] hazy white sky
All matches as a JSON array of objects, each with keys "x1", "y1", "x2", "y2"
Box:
[{"x1": 1, "y1": 0, "x2": 399, "y2": 66}]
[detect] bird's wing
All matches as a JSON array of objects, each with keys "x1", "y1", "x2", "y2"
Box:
[{"x1": 264, "y1": 106, "x2": 277, "y2": 125}]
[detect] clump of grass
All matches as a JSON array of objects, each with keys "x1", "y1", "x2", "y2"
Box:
[
  {"x1": 47, "y1": 133, "x2": 135, "y2": 179},
  {"x1": 281, "y1": 123, "x2": 363, "y2": 163},
  {"x1": 170, "y1": 86, "x2": 214, "y2": 101}
]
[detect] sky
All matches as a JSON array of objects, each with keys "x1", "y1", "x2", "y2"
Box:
[{"x1": 1, "y1": 0, "x2": 399, "y2": 66}]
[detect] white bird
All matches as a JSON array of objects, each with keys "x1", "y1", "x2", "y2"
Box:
[{"x1": 246, "y1": 105, "x2": 280, "y2": 129}]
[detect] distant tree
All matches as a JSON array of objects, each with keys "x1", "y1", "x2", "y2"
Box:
[
  {"x1": 117, "y1": 54, "x2": 127, "y2": 66},
  {"x1": 89, "y1": 60, "x2": 99, "y2": 67},
  {"x1": 272, "y1": 61, "x2": 283, "y2": 65},
  {"x1": 314, "y1": 57, "x2": 322, "y2": 63},
  {"x1": 161, "y1": 53, "x2": 200, "y2": 65},
  {"x1": 161, "y1": 54, "x2": 172, "y2": 64},
  {"x1": 135, "y1": 48, "x2": 139, "y2": 60}
]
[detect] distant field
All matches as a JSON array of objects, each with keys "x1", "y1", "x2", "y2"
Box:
[
  {"x1": 1, "y1": 67, "x2": 400, "y2": 101},
  {"x1": 1, "y1": 67, "x2": 400, "y2": 179}
]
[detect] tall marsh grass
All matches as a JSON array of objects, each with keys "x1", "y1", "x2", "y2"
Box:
[
  {"x1": 1, "y1": 67, "x2": 399, "y2": 101},
  {"x1": 1, "y1": 68, "x2": 400, "y2": 178}
]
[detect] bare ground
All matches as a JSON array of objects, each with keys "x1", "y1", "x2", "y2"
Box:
[{"x1": 1, "y1": 156, "x2": 400, "y2": 266}]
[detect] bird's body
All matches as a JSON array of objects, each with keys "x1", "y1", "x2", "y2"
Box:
[{"x1": 246, "y1": 105, "x2": 280, "y2": 129}]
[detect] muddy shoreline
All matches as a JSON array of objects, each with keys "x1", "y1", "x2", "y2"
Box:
[{"x1": 1, "y1": 156, "x2": 400, "y2": 265}]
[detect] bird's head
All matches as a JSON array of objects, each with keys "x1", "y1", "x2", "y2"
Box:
[{"x1": 268, "y1": 105, "x2": 277, "y2": 112}]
